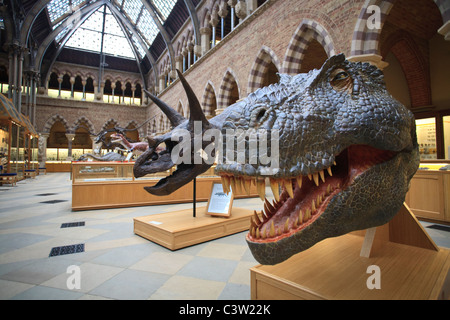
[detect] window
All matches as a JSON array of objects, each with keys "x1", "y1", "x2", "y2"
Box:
[{"x1": 48, "y1": 0, "x2": 179, "y2": 60}]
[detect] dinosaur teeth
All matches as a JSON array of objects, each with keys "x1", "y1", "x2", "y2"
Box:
[
  {"x1": 221, "y1": 176, "x2": 231, "y2": 194},
  {"x1": 242, "y1": 178, "x2": 251, "y2": 195},
  {"x1": 270, "y1": 178, "x2": 280, "y2": 202},
  {"x1": 327, "y1": 167, "x2": 333, "y2": 176},
  {"x1": 253, "y1": 210, "x2": 262, "y2": 226},
  {"x1": 313, "y1": 173, "x2": 319, "y2": 186},
  {"x1": 296, "y1": 176, "x2": 302, "y2": 189},
  {"x1": 256, "y1": 179, "x2": 265, "y2": 201},
  {"x1": 250, "y1": 179, "x2": 342, "y2": 241},
  {"x1": 283, "y1": 179, "x2": 294, "y2": 198}
]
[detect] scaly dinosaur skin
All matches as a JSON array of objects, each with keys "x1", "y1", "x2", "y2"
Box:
[{"x1": 134, "y1": 54, "x2": 419, "y2": 265}]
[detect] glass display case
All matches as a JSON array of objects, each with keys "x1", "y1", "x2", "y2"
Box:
[
  {"x1": 416, "y1": 118, "x2": 437, "y2": 160},
  {"x1": 72, "y1": 162, "x2": 136, "y2": 183}
]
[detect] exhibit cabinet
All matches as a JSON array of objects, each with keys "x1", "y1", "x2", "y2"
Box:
[
  {"x1": 72, "y1": 162, "x2": 258, "y2": 210},
  {"x1": 0, "y1": 93, "x2": 39, "y2": 178},
  {"x1": 405, "y1": 162, "x2": 450, "y2": 223}
]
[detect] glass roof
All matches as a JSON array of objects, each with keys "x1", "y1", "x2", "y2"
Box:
[{"x1": 47, "y1": 0, "x2": 178, "y2": 60}]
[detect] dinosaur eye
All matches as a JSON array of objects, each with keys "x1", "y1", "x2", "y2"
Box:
[
  {"x1": 330, "y1": 69, "x2": 352, "y2": 92},
  {"x1": 332, "y1": 71, "x2": 349, "y2": 81},
  {"x1": 256, "y1": 109, "x2": 266, "y2": 122}
]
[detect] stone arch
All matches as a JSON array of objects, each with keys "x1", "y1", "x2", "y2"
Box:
[
  {"x1": 381, "y1": 30, "x2": 431, "y2": 107},
  {"x1": 101, "y1": 119, "x2": 119, "y2": 132},
  {"x1": 124, "y1": 120, "x2": 141, "y2": 141},
  {"x1": 176, "y1": 100, "x2": 185, "y2": 118},
  {"x1": 71, "y1": 116, "x2": 95, "y2": 135},
  {"x1": 248, "y1": 46, "x2": 282, "y2": 93},
  {"x1": 201, "y1": 81, "x2": 218, "y2": 117},
  {"x1": 218, "y1": 69, "x2": 240, "y2": 109},
  {"x1": 350, "y1": 0, "x2": 395, "y2": 56},
  {"x1": 350, "y1": 0, "x2": 449, "y2": 57},
  {"x1": 282, "y1": 19, "x2": 336, "y2": 75},
  {"x1": 42, "y1": 114, "x2": 69, "y2": 134}
]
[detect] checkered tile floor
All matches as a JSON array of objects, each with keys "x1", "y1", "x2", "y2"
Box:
[
  {"x1": 0, "y1": 173, "x2": 449, "y2": 300},
  {"x1": 0, "y1": 173, "x2": 263, "y2": 300}
]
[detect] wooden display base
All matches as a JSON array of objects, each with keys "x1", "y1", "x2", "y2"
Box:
[
  {"x1": 250, "y1": 204, "x2": 450, "y2": 300},
  {"x1": 134, "y1": 207, "x2": 254, "y2": 250}
]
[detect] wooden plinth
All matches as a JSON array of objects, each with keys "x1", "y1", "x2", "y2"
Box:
[
  {"x1": 250, "y1": 204, "x2": 450, "y2": 300},
  {"x1": 134, "y1": 207, "x2": 254, "y2": 250}
]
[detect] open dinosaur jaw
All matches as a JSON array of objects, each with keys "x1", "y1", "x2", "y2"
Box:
[{"x1": 218, "y1": 144, "x2": 398, "y2": 244}]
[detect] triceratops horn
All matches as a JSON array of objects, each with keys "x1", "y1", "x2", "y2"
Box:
[
  {"x1": 144, "y1": 89, "x2": 185, "y2": 127},
  {"x1": 176, "y1": 69, "x2": 210, "y2": 127}
]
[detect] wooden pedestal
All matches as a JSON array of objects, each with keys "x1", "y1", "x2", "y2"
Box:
[
  {"x1": 250, "y1": 204, "x2": 450, "y2": 300},
  {"x1": 134, "y1": 207, "x2": 254, "y2": 250}
]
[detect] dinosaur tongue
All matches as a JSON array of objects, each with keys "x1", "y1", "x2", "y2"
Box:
[{"x1": 242, "y1": 144, "x2": 397, "y2": 242}]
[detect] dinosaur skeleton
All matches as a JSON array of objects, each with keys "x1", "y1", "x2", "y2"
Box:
[{"x1": 110, "y1": 133, "x2": 149, "y2": 161}]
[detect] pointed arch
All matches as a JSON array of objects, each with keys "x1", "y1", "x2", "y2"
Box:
[
  {"x1": 218, "y1": 69, "x2": 240, "y2": 109},
  {"x1": 248, "y1": 46, "x2": 281, "y2": 93},
  {"x1": 201, "y1": 81, "x2": 218, "y2": 117},
  {"x1": 101, "y1": 119, "x2": 119, "y2": 132},
  {"x1": 176, "y1": 101, "x2": 185, "y2": 118},
  {"x1": 382, "y1": 31, "x2": 431, "y2": 107},
  {"x1": 350, "y1": 0, "x2": 396, "y2": 56},
  {"x1": 282, "y1": 19, "x2": 336, "y2": 75},
  {"x1": 42, "y1": 114, "x2": 69, "y2": 134},
  {"x1": 350, "y1": 0, "x2": 448, "y2": 56},
  {"x1": 72, "y1": 116, "x2": 95, "y2": 135}
]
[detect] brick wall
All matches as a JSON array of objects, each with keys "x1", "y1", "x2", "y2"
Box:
[
  {"x1": 32, "y1": 0, "x2": 448, "y2": 136},
  {"x1": 154, "y1": 0, "x2": 364, "y2": 119}
]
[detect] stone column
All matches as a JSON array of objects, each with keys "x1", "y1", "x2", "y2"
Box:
[
  {"x1": 66, "y1": 133, "x2": 76, "y2": 161},
  {"x1": 218, "y1": 3, "x2": 229, "y2": 40},
  {"x1": 246, "y1": 0, "x2": 258, "y2": 15},
  {"x1": 70, "y1": 76, "x2": 75, "y2": 98},
  {"x1": 200, "y1": 27, "x2": 211, "y2": 55},
  {"x1": 17, "y1": 46, "x2": 25, "y2": 113},
  {"x1": 175, "y1": 55, "x2": 183, "y2": 74},
  {"x1": 228, "y1": 0, "x2": 237, "y2": 29},
  {"x1": 111, "y1": 82, "x2": 116, "y2": 103},
  {"x1": 182, "y1": 48, "x2": 188, "y2": 72},
  {"x1": 187, "y1": 41, "x2": 194, "y2": 68},
  {"x1": 38, "y1": 133, "x2": 49, "y2": 168},
  {"x1": 31, "y1": 72, "x2": 39, "y2": 128},
  {"x1": 131, "y1": 84, "x2": 136, "y2": 105},
  {"x1": 81, "y1": 79, "x2": 87, "y2": 101},
  {"x1": 236, "y1": 0, "x2": 247, "y2": 20},
  {"x1": 210, "y1": 12, "x2": 219, "y2": 47},
  {"x1": 159, "y1": 75, "x2": 165, "y2": 93},
  {"x1": 57, "y1": 75, "x2": 63, "y2": 97}
]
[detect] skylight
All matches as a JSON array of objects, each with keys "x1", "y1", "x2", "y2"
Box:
[
  {"x1": 64, "y1": 6, "x2": 135, "y2": 59},
  {"x1": 47, "y1": 0, "x2": 179, "y2": 60}
]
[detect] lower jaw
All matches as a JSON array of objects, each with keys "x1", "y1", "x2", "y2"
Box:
[{"x1": 218, "y1": 144, "x2": 398, "y2": 244}]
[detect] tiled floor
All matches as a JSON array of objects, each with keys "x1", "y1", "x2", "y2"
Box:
[{"x1": 0, "y1": 173, "x2": 449, "y2": 300}]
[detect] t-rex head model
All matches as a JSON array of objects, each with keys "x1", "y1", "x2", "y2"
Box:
[{"x1": 134, "y1": 54, "x2": 419, "y2": 265}]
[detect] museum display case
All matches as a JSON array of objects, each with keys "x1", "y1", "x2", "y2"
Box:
[
  {"x1": 0, "y1": 93, "x2": 38, "y2": 179},
  {"x1": 405, "y1": 161, "x2": 450, "y2": 223},
  {"x1": 71, "y1": 162, "x2": 257, "y2": 210}
]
